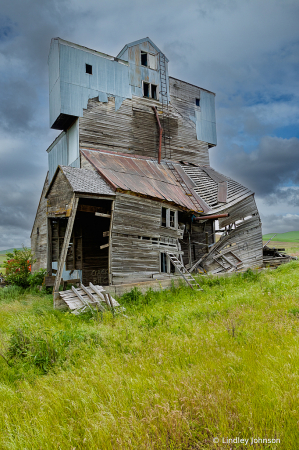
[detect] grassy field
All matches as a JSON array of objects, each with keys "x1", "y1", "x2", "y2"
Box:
[
  {"x1": 263, "y1": 231, "x2": 299, "y2": 243},
  {"x1": 1, "y1": 263, "x2": 299, "y2": 449},
  {"x1": 262, "y1": 241, "x2": 299, "y2": 258}
]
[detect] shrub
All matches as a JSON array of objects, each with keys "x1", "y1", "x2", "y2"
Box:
[
  {"x1": 29, "y1": 268, "x2": 47, "y2": 287},
  {"x1": 3, "y1": 248, "x2": 35, "y2": 288}
]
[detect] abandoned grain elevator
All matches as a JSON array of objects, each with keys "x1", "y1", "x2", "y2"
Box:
[{"x1": 31, "y1": 37, "x2": 263, "y2": 291}]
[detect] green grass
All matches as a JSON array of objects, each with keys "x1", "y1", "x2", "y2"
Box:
[
  {"x1": 263, "y1": 231, "x2": 299, "y2": 243},
  {"x1": 1, "y1": 264, "x2": 299, "y2": 448}
]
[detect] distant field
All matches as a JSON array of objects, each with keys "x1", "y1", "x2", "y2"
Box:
[
  {"x1": 263, "y1": 231, "x2": 299, "y2": 242},
  {"x1": 0, "y1": 248, "x2": 22, "y2": 255}
]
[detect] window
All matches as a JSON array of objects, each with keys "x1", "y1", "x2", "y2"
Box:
[
  {"x1": 143, "y1": 81, "x2": 158, "y2": 100},
  {"x1": 170, "y1": 210, "x2": 175, "y2": 228},
  {"x1": 151, "y1": 84, "x2": 157, "y2": 100},
  {"x1": 195, "y1": 98, "x2": 200, "y2": 107},
  {"x1": 161, "y1": 207, "x2": 167, "y2": 227},
  {"x1": 141, "y1": 51, "x2": 157, "y2": 70},
  {"x1": 143, "y1": 82, "x2": 150, "y2": 98},
  {"x1": 161, "y1": 253, "x2": 167, "y2": 273},
  {"x1": 141, "y1": 51, "x2": 148, "y2": 67},
  {"x1": 161, "y1": 207, "x2": 177, "y2": 228},
  {"x1": 86, "y1": 64, "x2": 92, "y2": 75}
]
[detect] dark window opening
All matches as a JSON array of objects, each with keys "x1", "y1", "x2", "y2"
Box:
[
  {"x1": 161, "y1": 207, "x2": 167, "y2": 227},
  {"x1": 141, "y1": 51, "x2": 148, "y2": 66},
  {"x1": 170, "y1": 261, "x2": 176, "y2": 273},
  {"x1": 143, "y1": 82, "x2": 150, "y2": 98},
  {"x1": 151, "y1": 84, "x2": 157, "y2": 100},
  {"x1": 196, "y1": 98, "x2": 200, "y2": 107},
  {"x1": 161, "y1": 253, "x2": 167, "y2": 273},
  {"x1": 170, "y1": 210, "x2": 175, "y2": 228},
  {"x1": 37, "y1": 227, "x2": 39, "y2": 235},
  {"x1": 86, "y1": 64, "x2": 92, "y2": 75}
]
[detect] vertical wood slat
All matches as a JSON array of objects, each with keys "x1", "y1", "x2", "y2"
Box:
[
  {"x1": 47, "y1": 218, "x2": 52, "y2": 275},
  {"x1": 53, "y1": 195, "x2": 79, "y2": 306},
  {"x1": 108, "y1": 200, "x2": 115, "y2": 285}
]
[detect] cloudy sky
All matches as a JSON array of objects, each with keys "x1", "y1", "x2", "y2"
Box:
[{"x1": 0, "y1": 0, "x2": 299, "y2": 250}]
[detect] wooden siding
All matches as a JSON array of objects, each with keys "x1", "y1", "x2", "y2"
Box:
[
  {"x1": 110, "y1": 193, "x2": 181, "y2": 284},
  {"x1": 31, "y1": 174, "x2": 49, "y2": 272},
  {"x1": 79, "y1": 96, "x2": 210, "y2": 165},
  {"x1": 47, "y1": 169, "x2": 74, "y2": 216}
]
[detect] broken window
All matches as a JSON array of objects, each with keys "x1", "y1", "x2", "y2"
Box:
[
  {"x1": 143, "y1": 82, "x2": 150, "y2": 98},
  {"x1": 196, "y1": 98, "x2": 200, "y2": 107},
  {"x1": 141, "y1": 51, "x2": 148, "y2": 67},
  {"x1": 170, "y1": 210, "x2": 175, "y2": 228},
  {"x1": 148, "y1": 53, "x2": 157, "y2": 70},
  {"x1": 86, "y1": 64, "x2": 92, "y2": 75},
  {"x1": 161, "y1": 207, "x2": 177, "y2": 228},
  {"x1": 161, "y1": 207, "x2": 167, "y2": 227},
  {"x1": 161, "y1": 253, "x2": 167, "y2": 273},
  {"x1": 151, "y1": 84, "x2": 157, "y2": 100}
]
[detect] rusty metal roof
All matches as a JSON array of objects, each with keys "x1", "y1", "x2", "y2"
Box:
[{"x1": 81, "y1": 149, "x2": 207, "y2": 212}]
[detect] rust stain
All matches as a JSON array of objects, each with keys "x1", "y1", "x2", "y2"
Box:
[{"x1": 81, "y1": 149, "x2": 204, "y2": 212}]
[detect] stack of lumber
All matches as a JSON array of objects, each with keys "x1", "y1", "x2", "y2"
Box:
[{"x1": 59, "y1": 282, "x2": 122, "y2": 315}]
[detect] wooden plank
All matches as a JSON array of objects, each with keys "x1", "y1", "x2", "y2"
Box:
[
  {"x1": 53, "y1": 195, "x2": 79, "y2": 306},
  {"x1": 80, "y1": 283, "x2": 105, "y2": 312},
  {"x1": 100, "y1": 243, "x2": 109, "y2": 250},
  {"x1": 71, "y1": 286, "x2": 93, "y2": 312},
  {"x1": 95, "y1": 212, "x2": 111, "y2": 218},
  {"x1": 103, "y1": 231, "x2": 110, "y2": 237}
]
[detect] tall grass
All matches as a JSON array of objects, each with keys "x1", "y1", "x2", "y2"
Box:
[{"x1": 0, "y1": 263, "x2": 299, "y2": 449}]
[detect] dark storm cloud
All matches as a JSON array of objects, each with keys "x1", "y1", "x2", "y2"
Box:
[
  {"x1": 213, "y1": 136, "x2": 299, "y2": 196},
  {"x1": 0, "y1": 0, "x2": 299, "y2": 249},
  {"x1": 260, "y1": 213, "x2": 299, "y2": 235}
]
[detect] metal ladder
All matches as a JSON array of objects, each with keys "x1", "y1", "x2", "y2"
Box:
[
  {"x1": 158, "y1": 52, "x2": 171, "y2": 159},
  {"x1": 167, "y1": 253, "x2": 202, "y2": 290}
]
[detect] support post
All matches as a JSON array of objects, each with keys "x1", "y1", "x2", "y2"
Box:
[{"x1": 53, "y1": 195, "x2": 79, "y2": 308}]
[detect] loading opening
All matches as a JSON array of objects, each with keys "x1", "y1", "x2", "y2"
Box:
[{"x1": 49, "y1": 198, "x2": 112, "y2": 287}]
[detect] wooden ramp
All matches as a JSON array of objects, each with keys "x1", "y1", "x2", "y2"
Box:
[{"x1": 59, "y1": 282, "x2": 123, "y2": 315}]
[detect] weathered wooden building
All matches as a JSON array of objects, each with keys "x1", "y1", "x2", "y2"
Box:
[{"x1": 31, "y1": 37, "x2": 263, "y2": 292}]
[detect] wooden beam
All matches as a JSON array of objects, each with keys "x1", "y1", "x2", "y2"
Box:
[
  {"x1": 53, "y1": 195, "x2": 79, "y2": 308},
  {"x1": 95, "y1": 212, "x2": 111, "y2": 218},
  {"x1": 100, "y1": 243, "x2": 109, "y2": 250}
]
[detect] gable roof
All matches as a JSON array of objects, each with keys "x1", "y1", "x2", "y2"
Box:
[
  {"x1": 81, "y1": 149, "x2": 207, "y2": 212},
  {"x1": 46, "y1": 165, "x2": 115, "y2": 198},
  {"x1": 117, "y1": 37, "x2": 169, "y2": 62}
]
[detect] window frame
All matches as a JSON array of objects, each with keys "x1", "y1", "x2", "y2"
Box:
[
  {"x1": 161, "y1": 207, "x2": 178, "y2": 229},
  {"x1": 140, "y1": 51, "x2": 157, "y2": 70},
  {"x1": 142, "y1": 81, "x2": 159, "y2": 100}
]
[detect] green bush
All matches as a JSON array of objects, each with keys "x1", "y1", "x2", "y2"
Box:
[
  {"x1": 3, "y1": 248, "x2": 35, "y2": 288},
  {"x1": 29, "y1": 268, "x2": 47, "y2": 287}
]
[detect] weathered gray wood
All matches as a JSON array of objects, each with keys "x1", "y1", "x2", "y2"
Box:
[{"x1": 53, "y1": 195, "x2": 79, "y2": 306}]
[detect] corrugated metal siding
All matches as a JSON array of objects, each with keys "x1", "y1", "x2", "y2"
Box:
[
  {"x1": 49, "y1": 40, "x2": 132, "y2": 128},
  {"x1": 195, "y1": 90, "x2": 217, "y2": 145},
  {"x1": 127, "y1": 41, "x2": 169, "y2": 102},
  {"x1": 48, "y1": 132, "x2": 68, "y2": 181}
]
